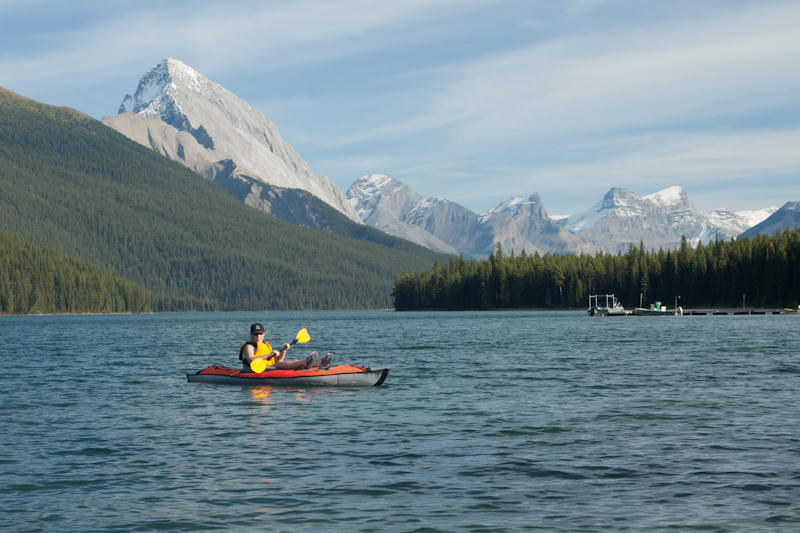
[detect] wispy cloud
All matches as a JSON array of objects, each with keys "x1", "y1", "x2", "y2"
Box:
[
  {"x1": 424, "y1": 2, "x2": 800, "y2": 147},
  {"x1": 2, "y1": 0, "x2": 798, "y2": 214},
  {"x1": 1, "y1": 0, "x2": 497, "y2": 87},
  {"x1": 296, "y1": 1, "x2": 800, "y2": 211}
]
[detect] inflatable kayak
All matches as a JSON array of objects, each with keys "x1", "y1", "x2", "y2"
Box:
[{"x1": 187, "y1": 364, "x2": 389, "y2": 387}]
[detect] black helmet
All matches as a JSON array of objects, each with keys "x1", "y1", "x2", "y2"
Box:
[{"x1": 250, "y1": 323, "x2": 265, "y2": 334}]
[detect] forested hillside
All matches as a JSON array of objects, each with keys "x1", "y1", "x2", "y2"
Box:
[
  {"x1": 393, "y1": 231, "x2": 800, "y2": 310},
  {"x1": 0, "y1": 230, "x2": 152, "y2": 314},
  {"x1": 0, "y1": 88, "x2": 446, "y2": 311}
]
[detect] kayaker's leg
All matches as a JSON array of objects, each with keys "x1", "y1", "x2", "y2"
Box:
[
  {"x1": 273, "y1": 352, "x2": 317, "y2": 370},
  {"x1": 307, "y1": 352, "x2": 327, "y2": 368}
]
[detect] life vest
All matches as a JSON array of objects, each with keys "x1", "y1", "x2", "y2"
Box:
[{"x1": 238, "y1": 340, "x2": 274, "y2": 366}]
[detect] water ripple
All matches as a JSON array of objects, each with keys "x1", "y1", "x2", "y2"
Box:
[{"x1": 2, "y1": 311, "x2": 800, "y2": 532}]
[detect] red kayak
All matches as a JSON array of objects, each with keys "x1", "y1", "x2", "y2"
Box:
[{"x1": 187, "y1": 364, "x2": 389, "y2": 387}]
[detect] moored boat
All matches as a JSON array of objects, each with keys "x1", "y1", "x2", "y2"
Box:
[
  {"x1": 187, "y1": 364, "x2": 389, "y2": 387},
  {"x1": 588, "y1": 294, "x2": 632, "y2": 316},
  {"x1": 634, "y1": 300, "x2": 681, "y2": 316}
]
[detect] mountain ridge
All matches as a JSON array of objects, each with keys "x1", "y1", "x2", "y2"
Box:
[{"x1": 347, "y1": 174, "x2": 781, "y2": 257}]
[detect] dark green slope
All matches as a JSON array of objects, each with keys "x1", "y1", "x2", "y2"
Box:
[
  {"x1": 0, "y1": 229, "x2": 152, "y2": 314},
  {"x1": 0, "y1": 88, "x2": 445, "y2": 310}
]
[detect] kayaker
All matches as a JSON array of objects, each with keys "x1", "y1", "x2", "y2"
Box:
[{"x1": 239, "y1": 323, "x2": 330, "y2": 371}]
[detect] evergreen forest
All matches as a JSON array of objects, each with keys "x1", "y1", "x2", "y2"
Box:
[
  {"x1": 0, "y1": 88, "x2": 445, "y2": 312},
  {"x1": 392, "y1": 231, "x2": 800, "y2": 311},
  {"x1": 0, "y1": 229, "x2": 152, "y2": 314}
]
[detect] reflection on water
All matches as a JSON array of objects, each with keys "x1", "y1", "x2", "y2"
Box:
[
  {"x1": 249, "y1": 386, "x2": 274, "y2": 408},
  {"x1": 248, "y1": 386, "x2": 319, "y2": 410}
]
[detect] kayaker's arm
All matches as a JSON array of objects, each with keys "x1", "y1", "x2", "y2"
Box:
[
  {"x1": 241, "y1": 343, "x2": 257, "y2": 367},
  {"x1": 275, "y1": 343, "x2": 290, "y2": 362}
]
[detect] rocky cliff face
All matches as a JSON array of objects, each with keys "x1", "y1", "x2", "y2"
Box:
[
  {"x1": 103, "y1": 58, "x2": 361, "y2": 225},
  {"x1": 479, "y1": 195, "x2": 590, "y2": 255},
  {"x1": 347, "y1": 174, "x2": 483, "y2": 254}
]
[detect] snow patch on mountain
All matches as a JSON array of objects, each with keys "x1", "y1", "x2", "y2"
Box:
[
  {"x1": 562, "y1": 188, "x2": 653, "y2": 233},
  {"x1": 644, "y1": 185, "x2": 686, "y2": 208},
  {"x1": 478, "y1": 196, "x2": 537, "y2": 223},
  {"x1": 742, "y1": 201, "x2": 800, "y2": 238},
  {"x1": 736, "y1": 207, "x2": 778, "y2": 228}
]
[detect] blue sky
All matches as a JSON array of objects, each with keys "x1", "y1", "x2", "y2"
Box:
[{"x1": 2, "y1": 0, "x2": 799, "y2": 215}]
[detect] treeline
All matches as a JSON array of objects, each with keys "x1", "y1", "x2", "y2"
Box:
[
  {"x1": 393, "y1": 229, "x2": 800, "y2": 310},
  {"x1": 0, "y1": 88, "x2": 444, "y2": 312},
  {"x1": 0, "y1": 229, "x2": 152, "y2": 314}
]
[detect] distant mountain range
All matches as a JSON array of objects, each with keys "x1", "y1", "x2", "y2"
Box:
[
  {"x1": 103, "y1": 58, "x2": 795, "y2": 258},
  {"x1": 347, "y1": 175, "x2": 785, "y2": 257}
]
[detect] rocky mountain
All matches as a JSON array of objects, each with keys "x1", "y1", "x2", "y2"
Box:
[
  {"x1": 347, "y1": 174, "x2": 587, "y2": 257},
  {"x1": 348, "y1": 176, "x2": 777, "y2": 257},
  {"x1": 102, "y1": 58, "x2": 361, "y2": 227},
  {"x1": 347, "y1": 174, "x2": 488, "y2": 255},
  {"x1": 479, "y1": 194, "x2": 590, "y2": 255},
  {"x1": 704, "y1": 206, "x2": 777, "y2": 242},
  {"x1": 563, "y1": 186, "x2": 705, "y2": 252},
  {"x1": 562, "y1": 186, "x2": 778, "y2": 251},
  {"x1": 742, "y1": 201, "x2": 800, "y2": 238}
]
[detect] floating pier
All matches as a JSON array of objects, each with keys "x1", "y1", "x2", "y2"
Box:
[{"x1": 588, "y1": 294, "x2": 795, "y2": 317}]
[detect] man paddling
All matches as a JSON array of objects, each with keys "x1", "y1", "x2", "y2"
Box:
[{"x1": 239, "y1": 323, "x2": 331, "y2": 371}]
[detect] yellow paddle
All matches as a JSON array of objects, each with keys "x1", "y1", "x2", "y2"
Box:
[
  {"x1": 250, "y1": 328, "x2": 311, "y2": 373},
  {"x1": 293, "y1": 328, "x2": 311, "y2": 345}
]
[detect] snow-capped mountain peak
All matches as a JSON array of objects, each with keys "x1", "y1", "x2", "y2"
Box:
[
  {"x1": 106, "y1": 58, "x2": 360, "y2": 222},
  {"x1": 347, "y1": 174, "x2": 408, "y2": 202},
  {"x1": 562, "y1": 188, "x2": 645, "y2": 233},
  {"x1": 119, "y1": 58, "x2": 203, "y2": 115}
]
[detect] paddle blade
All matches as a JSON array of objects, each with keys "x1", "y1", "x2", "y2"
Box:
[
  {"x1": 294, "y1": 328, "x2": 310, "y2": 344},
  {"x1": 250, "y1": 358, "x2": 267, "y2": 373}
]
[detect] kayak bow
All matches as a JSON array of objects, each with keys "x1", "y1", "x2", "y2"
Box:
[{"x1": 187, "y1": 364, "x2": 389, "y2": 387}]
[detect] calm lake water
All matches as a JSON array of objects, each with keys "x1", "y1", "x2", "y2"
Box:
[{"x1": 2, "y1": 310, "x2": 799, "y2": 532}]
